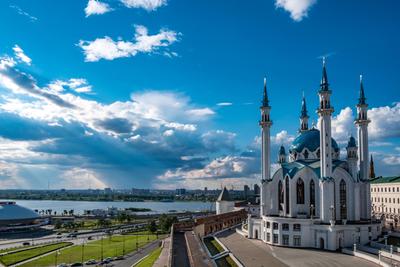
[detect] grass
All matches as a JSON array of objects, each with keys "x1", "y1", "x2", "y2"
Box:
[
  {"x1": 19, "y1": 234, "x2": 163, "y2": 267},
  {"x1": 215, "y1": 255, "x2": 239, "y2": 267},
  {"x1": 0, "y1": 242, "x2": 72, "y2": 266},
  {"x1": 204, "y1": 237, "x2": 224, "y2": 256},
  {"x1": 134, "y1": 246, "x2": 162, "y2": 267}
]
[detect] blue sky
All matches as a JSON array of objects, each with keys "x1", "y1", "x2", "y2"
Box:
[{"x1": 0, "y1": 0, "x2": 399, "y2": 189}]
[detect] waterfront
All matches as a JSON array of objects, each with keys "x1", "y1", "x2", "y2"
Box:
[{"x1": 0, "y1": 199, "x2": 215, "y2": 215}]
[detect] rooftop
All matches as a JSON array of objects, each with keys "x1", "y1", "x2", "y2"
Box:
[{"x1": 370, "y1": 176, "x2": 400, "y2": 184}]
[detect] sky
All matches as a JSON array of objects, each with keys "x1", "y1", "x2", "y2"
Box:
[{"x1": 0, "y1": 0, "x2": 399, "y2": 190}]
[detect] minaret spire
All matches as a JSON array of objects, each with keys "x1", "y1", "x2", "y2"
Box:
[
  {"x1": 369, "y1": 154, "x2": 376, "y2": 179},
  {"x1": 359, "y1": 75, "x2": 366, "y2": 105},
  {"x1": 262, "y1": 77, "x2": 269, "y2": 107},
  {"x1": 299, "y1": 93, "x2": 309, "y2": 132},
  {"x1": 320, "y1": 57, "x2": 329, "y2": 91}
]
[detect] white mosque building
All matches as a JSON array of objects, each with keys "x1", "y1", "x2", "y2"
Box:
[{"x1": 246, "y1": 60, "x2": 382, "y2": 251}]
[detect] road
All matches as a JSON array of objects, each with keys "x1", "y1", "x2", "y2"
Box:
[
  {"x1": 113, "y1": 240, "x2": 161, "y2": 267},
  {"x1": 217, "y1": 230, "x2": 380, "y2": 267}
]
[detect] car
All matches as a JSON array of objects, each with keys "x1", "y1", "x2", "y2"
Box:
[
  {"x1": 56, "y1": 235, "x2": 62, "y2": 239},
  {"x1": 70, "y1": 262, "x2": 83, "y2": 267},
  {"x1": 57, "y1": 232, "x2": 62, "y2": 235},
  {"x1": 22, "y1": 242, "x2": 30, "y2": 246},
  {"x1": 85, "y1": 259, "x2": 97, "y2": 265},
  {"x1": 87, "y1": 236, "x2": 93, "y2": 240},
  {"x1": 113, "y1": 256, "x2": 124, "y2": 260},
  {"x1": 57, "y1": 264, "x2": 68, "y2": 267}
]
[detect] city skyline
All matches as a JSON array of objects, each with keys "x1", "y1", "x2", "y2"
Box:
[{"x1": 0, "y1": 0, "x2": 399, "y2": 190}]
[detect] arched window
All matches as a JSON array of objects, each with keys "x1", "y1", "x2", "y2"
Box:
[
  {"x1": 340, "y1": 179, "x2": 347, "y2": 220},
  {"x1": 278, "y1": 181, "x2": 283, "y2": 211},
  {"x1": 285, "y1": 177, "x2": 290, "y2": 214},
  {"x1": 297, "y1": 178, "x2": 305, "y2": 204},
  {"x1": 304, "y1": 149, "x2": 309, "y2": 159},
  {"x1": 310, "y1": 180, "x2": 315, "y2": 216}
]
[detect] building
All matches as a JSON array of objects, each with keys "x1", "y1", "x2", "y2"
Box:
[
  {"x1": 370, "y1": 176, "x2": 400, "y2": 229},
  {"x1": 216, "y1": 187, "x2": 235, "y2": 215},
  {"x1": 0, "y1": 202, "x2": 42, "y2": 231},
  {"x1": 246, "y1": 60, "x2": 381, "y2": 251},
  {"x1": 253, "y1": 184, "x2": 260, "y2": 195},
  {"x1": 244, "y1": 185, "x2": 250, "y2": 198},
  {"x1": 175, "y1": 188, "x2": 186, "y2": 195}
]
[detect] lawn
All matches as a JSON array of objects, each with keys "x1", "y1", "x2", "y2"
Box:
[
  {"x1": 19, "y1": 234, "x2": 162, "y2": 267},
  {"x1": 204, "y1": 237, "x2": 224, "y2": 256},
  {"x1": 0, "y1": 242, "x2": 72, "y2": 266},
  {"x1": 215, "y1": 255, "x2": 239, "y2": 267},
  {"x1": 134, "y1": 246, "x2": 162, "y2": 267}
]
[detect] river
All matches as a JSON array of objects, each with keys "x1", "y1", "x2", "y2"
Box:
[{"x1": 0, "y1": 199, "x2": 215, "y2": 215}]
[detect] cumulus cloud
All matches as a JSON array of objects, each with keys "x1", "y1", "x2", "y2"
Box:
[
  {"x1": 369, "y1": 102, "x2": 400, "y2": 139},
  {"x1": 275, "y1": 0, "x2": 316, "y2": 21},
  {"x1": 120, "y1": 0, "x2": 166, "y2": 11},
  {"x1": 271, "y1": 130, "x2": 295, "y2": 145},
  {"x1": 85, "y1": 0, "x2": 112, "y2": 17},
  {"x1": 78, "y1": 25, "x2": 179, "y2": 62},
  {"x1": 47, "y1": 78, "x2": 92, "y2": 94},
  {"x1": 330, "y1": 107, "x2": 354, "y2": 144},
  {"x1": 12, "y1": 45, "x2": 32, "y2": 65}
]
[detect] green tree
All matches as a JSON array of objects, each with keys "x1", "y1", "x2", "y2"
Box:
[
  {"x1": 148, "y1": 220, "x2": 157, "y2": 234},
  {"x1": 158, "y1": 214, "x2": 178, "y2": 232}
]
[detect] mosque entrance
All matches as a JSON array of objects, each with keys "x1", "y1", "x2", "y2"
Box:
[{"x1": 319, "y1": 238, "x2": 325, "y2": 249}]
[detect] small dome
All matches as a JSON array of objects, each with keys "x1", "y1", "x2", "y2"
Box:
[
  {"x1": 0, "y1": 202, "x2": 39, "y2": 221},
  {"x1": 290, "y1": 128, "x2": 339, "y2": 153},
  {"x1": 347, "y1": 136, "x2": 357, "y2": 148}
]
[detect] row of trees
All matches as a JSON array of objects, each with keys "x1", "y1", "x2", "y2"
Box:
[{"x1": 147, "y1": 214, "x2": 178, "y2": 234}]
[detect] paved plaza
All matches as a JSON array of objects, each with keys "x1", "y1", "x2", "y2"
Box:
[{"x1": 217, "y1": 230, "x2": 380, "y2": 267}]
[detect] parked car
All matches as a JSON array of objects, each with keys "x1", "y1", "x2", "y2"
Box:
[
  {"x1": 57, "y1": 263, "x2": 68, "y2": 267},
  {"x1": 22, "y1": 242, "x2": 30, "y2": 246},
  {"x1": 70, "y1": 262, "x2": 83, "y2": 267},
  {"x1": 87, "y1": 236, "x2": 93, "y2": 240},
  {"x1": 85, "y1": 259, "x2": 97, "y2": 265}
]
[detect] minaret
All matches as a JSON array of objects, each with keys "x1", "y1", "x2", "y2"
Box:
[
  {"x1": 317, "y1": 58, "x2": 334, "y2": 178},
  {"x1": 299, "y1": 93, "x2": 309, "y2": 132},
  {"x1": 317, "y1": 58, "x2": 335, "y2": 223},
  {"x1": 278, "y1": 145, "x2": 286, "y2": 164},
  {"x1": 369, "y1": 155, "x2": 376, "y2": 179},
  {"x1": 346, "y1": 136, "x2": 358, "y2": 180},
  {"x1": 355, "y1": 75, "x2": 371, "y2": 220},
  {"x1": 259, "y1": 77, "x2": 272, "y2": 217},
  {"x1": 347, "y1": 135, "x2": 360, "y2": 221},
  {"x1": 355, "y1": 75, "x2": 370, "y2": 181},
  {"x1": 260, "y1": 77, "x2": 272, "y2": 181}
]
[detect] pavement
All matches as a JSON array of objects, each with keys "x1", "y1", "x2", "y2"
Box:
[
  {"x1": 184, "y1": 232, "x2": 213, "y2": 267},
  {"x1": 153, "y1": 237, "x2": 170, "y2": 267},
  {"x1": 113, "y1": 240, "x2": 162, "y2": 267},
  {"x1": 171, "y1": 232, "x2": 190, "y2": 267},
  {"x1": 216, "y1": 230, "x2": 381, "y2": 267}
]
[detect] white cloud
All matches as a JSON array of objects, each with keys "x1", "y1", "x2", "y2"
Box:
[
  {"x1": 57, "y1": 168, "x2": 107, "y2": 189},
  {"x1": 369, "y1": 102, "x2": 400, "y2": 139},
  {"x1": 12, "y1": 45, "x2": 32, "y2": 65},
  {"x1": 78, "y1": 25, "x2": 179, "y2": 62},
  {"x1": 330, "y1": 107, "x2": 354, "y2": 144},
  {"x1": 47, "y1": 78, "x2": 92, "y2": 94},
  {"x1": 186, "y1": 108, "x2": 215, "y2": 119},
  {"x1": 382, "y1": 155, "x2": 400, "y2": 166},
  {"x1": 217, "y1": 102, "x2": 233, "y2": 106},
  {"x1": 120, "y1": 0, "x2": 166, "y2": 11},
  {"x1": 275, "y1": 0, "x2": 316, "y2": 21},
  {"x1": 85, "y1": 0, "x2": 112, "y2": 17},
  {"x1": 9, "y1": 5, "x2": 38, "y2": 22},
  {"x1": 271, "y1": 130, "x2": 295, "y2": 145}
]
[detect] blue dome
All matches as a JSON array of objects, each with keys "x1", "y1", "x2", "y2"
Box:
[{"x1": 290, "y1": 128, "x2": 339, "y2": 153}]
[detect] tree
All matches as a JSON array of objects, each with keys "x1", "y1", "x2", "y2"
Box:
[
  {"x1": 158, "y1": 214, "x2": 178, "y2": 232},
  {"x1": 148, "y1": 220, "x2": 157, "y2": 234}
]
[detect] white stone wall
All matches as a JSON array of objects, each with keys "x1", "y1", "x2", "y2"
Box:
[{"x1": 216, "y1": 200, "x2": 235, "y2": 215}]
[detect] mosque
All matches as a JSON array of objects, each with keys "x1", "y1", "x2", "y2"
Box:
[{"x1": 246, "y1": 60, "x2": 382, "y2": 250}]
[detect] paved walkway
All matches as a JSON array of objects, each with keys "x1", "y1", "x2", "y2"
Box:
[
  {"x1": 217, "y1": 230, "x2": 380, "y2": 267},
  {"x1": 113, "y1": 240, "x2": 161, "y2": 267},
  {"x1": 172, "y1": 232, "x2": 190, "y2": 267},
  {"x1": 184, "y1": 231, "x2": 213, "y2": 267},
  {"x1": 153, "y1": 237, "x2": 170, "y2": 267}
]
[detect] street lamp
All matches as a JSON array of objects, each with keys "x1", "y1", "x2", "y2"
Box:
[{"x1": 81, "y1": 240, "x2": 85, "y2": 264}]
